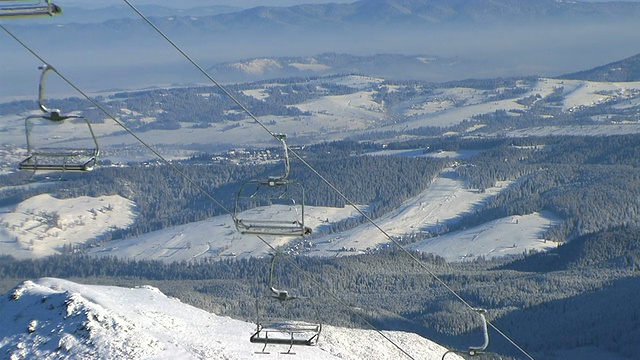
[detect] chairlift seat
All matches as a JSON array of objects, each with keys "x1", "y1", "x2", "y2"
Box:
[
  {"x1": 235, "y1": 219, "x2": 311, "y2": 237},
  {"x1": 19, "y1": 114, "x2": 99, "y2": 173},
  {"x1": 251, "y1": 321, "x2": 321, "y2": 347},
  {"x1": 234, "y1": 179, "x2": 309, "y2": 237},
  {"x1": 19, "y1": 153, "x2": 97, "y2": 172},
  {"x1": 0, "y1": 1, "x2": 61, "y2": 17}
]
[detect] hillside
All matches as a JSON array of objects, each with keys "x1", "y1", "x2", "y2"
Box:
[
  {"x1": 0, "y1": 278, "x2": 458, "y2": 360},
  {"x1": 207, "y1": 53, "x2": 465, "y2": 83},
  {"x1": 560, "y1": 53, "x2": 640, "y2": 82},
  {"x1": 2, "y1": 44, "x2": 640, "y2": 360},
  {"x1": 0, "y1": 194, "x2": 136, "y2": 259}
]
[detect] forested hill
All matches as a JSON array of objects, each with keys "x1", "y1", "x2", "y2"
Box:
[
  {"x1": 560, "y1": 52, "x2": 640, "y2": 82},
  {"x1": 3, "y1": 134, "x2": 640, "y2": 264}
]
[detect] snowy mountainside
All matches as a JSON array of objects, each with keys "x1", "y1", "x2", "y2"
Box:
[
  {"x1": 0, "y1": 194, "x2": 136, "y2": 259},
  {"x1": 0, "y1": 278, "x2": 459, "y2": 360},
  {"x1": 207, "y1": 53, "x2": 462, "y2": 83}
]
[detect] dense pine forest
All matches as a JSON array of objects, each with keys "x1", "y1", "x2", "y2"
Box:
[
  {"x1": 2, "y1": 133, "x2": 640, "y2": 358},
  {"x1": 2, "y1": 73, "x2": 640, "y2": 359}
]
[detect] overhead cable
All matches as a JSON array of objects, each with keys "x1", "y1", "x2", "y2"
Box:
[{"x1": 118, "y1": 3, "x2": 535, "y2": 359}]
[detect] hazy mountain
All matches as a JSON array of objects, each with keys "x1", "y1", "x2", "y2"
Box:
[
  {"x1": 211, "y1": 0, "x2": 640, "y2": 30},
  {"x1": 11, "y1": 0, "x2": 640, "y2": 39},
  {"x1": 3, "y1": 0, "x2": 640, "y2": 98},
  {"x1": 560, "y1": 53, "x2": 640, "y2": 82},
  {"x1": 207, "y1": 53, "x2": 474, "y2": 83}
]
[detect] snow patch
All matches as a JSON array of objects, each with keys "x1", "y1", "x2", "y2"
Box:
[
  {"x1": 0, "y1": 194, "x2": 136, "y2": 259},
  {"x1": 230, "y1": 58, "x2": 282, "y2": 75}
]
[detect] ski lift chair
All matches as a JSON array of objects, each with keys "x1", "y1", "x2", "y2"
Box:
[
  {"x1": 442, "y1": 308, "x2": 491, "y2": 359},
  {"x1": 234, "y1": 134, "x2": 311, "y2": 237},
  {"x1": 250, "y1": 254, "x2": 322, "y2": 355},
  {"x1": 18, "y1": 65, "x2": 99, "y2": 173},
  {"x1": 0, "y1": 0, "x2": 61, "y2": 17}
]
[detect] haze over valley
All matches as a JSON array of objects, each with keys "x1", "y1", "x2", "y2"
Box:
[{"x1": 3, "y1": 0, "x2": 640, "y2": 99}]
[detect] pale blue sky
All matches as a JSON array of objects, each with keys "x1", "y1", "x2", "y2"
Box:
[
  {"x1": 62, "y1": 0, "x2": 640, "y2": 10},
  {"x1": 61, "y1": 1, "x2": 357, "y2": 9}
]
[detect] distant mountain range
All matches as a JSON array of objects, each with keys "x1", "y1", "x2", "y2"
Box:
[
  {"x1": 210, "y1": 0, "x2": 640, "y2": 30},
  {"x1": 212, "y1": 51, "x2": 640, "y2": 84},
  {"x1": 13, "y1": 0, "x2": 640, "y2": 35},
  {"x1": 3, "y1": 0, "x2": 640, "y2": 97},
  {"x1": 560, "y1": 53, "x2": 640, "y2": 82}
]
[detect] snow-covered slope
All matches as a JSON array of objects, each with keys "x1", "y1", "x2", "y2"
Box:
[
  {"x1": 0, "y1": 167, "x2": 560, "y2": 263},
  {"x1": 0, "y1": 278, "x2": 460, "y2": 360},
  {"x1": 0, "y1": 194, "x2": 136, "y2": 259},
  {"x1": 408, "y1": 212, "x2": 560, "y2": 262},
  {"x1": 88, "y1": 204, "x2": 364, "y2": 262}
]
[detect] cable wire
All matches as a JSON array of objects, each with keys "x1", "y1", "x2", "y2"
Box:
[
  {"x1": 119, "y1": 2, "x2": 535, "y2": 359},
  {"x1": 0, "y1": 22, "x2": 417, "y2": 360}
]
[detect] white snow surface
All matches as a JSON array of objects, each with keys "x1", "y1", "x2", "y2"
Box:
[
  {"x1": 306, "y1": 168, "x2": 552, "y2": 258},
  {"x1": 0, "y1": 194, "x2": 136, "y2": 259},
  {"x1": 0, "y1": 166, "x2": 561, "y2": 263},
  {"x1": 0, "y1": 278, "x2": 459, "y2": 360},
  {"x1": 229, "y1": 58, "x2": 283, "y2": 75},
  {"x1": 2, "y1": 78, "x2": 640, "y2": 156},
  {"x1": 408, "y1": 212, "x2": 560, "y2": 262},
  {"x1": 88, "y1": 204, "x2": 364, "y2": 263}
]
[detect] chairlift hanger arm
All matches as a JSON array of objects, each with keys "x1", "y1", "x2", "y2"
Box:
[
  {"x1": 261, "y1": 133, "x2": 290, "y2": 184},
  {"x1": 468, "y1": 308, "x2": 489, "y2": 355},
  {"x1": 37, "y1": 64, "x2": 68, "y2": 120},
  {"x1": 441, "y1": 308, "x2": 491, "y2": 360}
]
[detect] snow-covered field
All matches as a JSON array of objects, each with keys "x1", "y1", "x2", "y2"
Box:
[
  {"x1": 2, "y1": 76, "x2": 639, "y2": 263},
  {"x1": 0, "y1": 278, "x2": 460, "y2": 360},
  {"x1": 0, "y1": 164, "x2": 561, "y2": 263},
  {"x1": 2, "y1": 77, "x2": 640, "y2": 159},
  {"x1": 88, "y1": 204, "x2": 365, "y2": 263},
  {"x1": 0, "y1": 166, "x2": 561, "y2": 264},
  {"x1": 408, "y1": 212, "x2": 560, "y2": 262},
  {"x1": 305, "y1": 168, "x2": 560, "y2": 260},
  {"x1": 0, "y1": 194, "x2": 136, "y2": 259}
]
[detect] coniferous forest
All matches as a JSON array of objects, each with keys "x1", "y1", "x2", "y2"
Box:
[{"x1": 1, "y1": 134, "x2": 640, "y2": 359}]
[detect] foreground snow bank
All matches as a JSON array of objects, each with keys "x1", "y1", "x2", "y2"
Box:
[{"x1": 0, "y1": 278, "x2": 459, "y2": 360}]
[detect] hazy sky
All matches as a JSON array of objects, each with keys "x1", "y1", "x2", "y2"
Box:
[
  {"x1": 61, "y1": 0, "x2": 357, "y2": 9},
  {"x1": 58, "y1": 0, "x2": 640, "y2": 10}
]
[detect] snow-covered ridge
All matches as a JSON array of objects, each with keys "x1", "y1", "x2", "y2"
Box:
[{"x1": 0, "y1": 278, "x2": 460, "y2": 360}]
